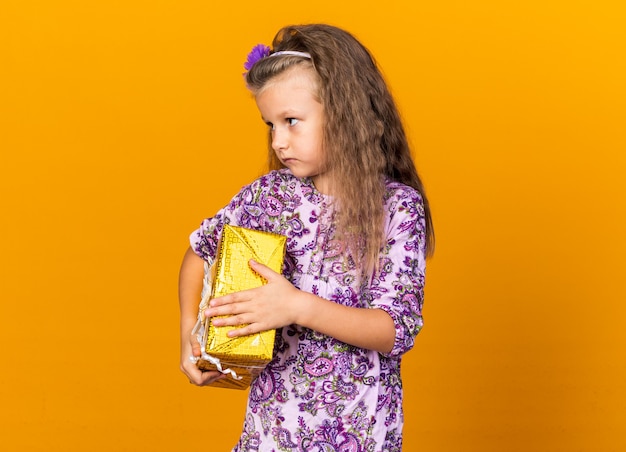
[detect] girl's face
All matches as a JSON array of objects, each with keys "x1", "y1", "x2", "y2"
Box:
[{"x1": 255, "y1": 67, "x2": 329, "y2": 193}]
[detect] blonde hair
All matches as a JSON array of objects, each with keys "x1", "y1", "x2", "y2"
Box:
[{"x1": 246, "y1": 24, "x2": 434, "y2": 273}]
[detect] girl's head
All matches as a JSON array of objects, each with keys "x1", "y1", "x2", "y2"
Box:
[
  {"x1": 252, "y1": 64, "x2": 329, "y2": 192},
  {"x1": 245, "y1": 24, "x2": 434, "y2": 271},
  {"x1": 245, "y1": 24, "x2": 392, "y2": 179}
]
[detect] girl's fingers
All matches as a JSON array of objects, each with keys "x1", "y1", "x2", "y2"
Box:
[
  {"x1": 190, "y1": 339, "x2": 202, "y2": 357},
  {"x1": 248, "y1": 259, "x2": 279, "y2": 280},
  {"x1": 210, "y1": 290, "x2": 250, "y2": 307},
  {"x1": 227, "y1": 324, "x2": 257, "y2": 337},
  {"x1": 211, "y1": 313, "x2": 246, "y2": 327},
  {"x1": 189, "y1": 370, "x2": 226, "y2": 386},
  {"x1": 205, "y1": 298, "x2": 246, "y2": 318}
]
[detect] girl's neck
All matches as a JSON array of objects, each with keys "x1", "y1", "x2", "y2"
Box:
[{"x1": 312, "y1": 172, "x2": 332, "y2": 196}]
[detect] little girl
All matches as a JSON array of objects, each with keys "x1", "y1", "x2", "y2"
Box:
[{"x1": 179, "y1": 24, "x2": 434, "y2": 451}]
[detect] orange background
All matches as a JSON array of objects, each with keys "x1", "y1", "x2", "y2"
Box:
[{"x1": 1, "y1": 1, "x2": 625, "y2": 451}]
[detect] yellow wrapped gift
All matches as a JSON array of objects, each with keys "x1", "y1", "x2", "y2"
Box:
[{"x1": 195, "y1": 225, "x2": 287, "y2": 389}]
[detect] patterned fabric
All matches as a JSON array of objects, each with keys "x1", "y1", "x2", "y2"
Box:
[{"x1": 190, "y1": 169, "x2": 426, "y2": 451}]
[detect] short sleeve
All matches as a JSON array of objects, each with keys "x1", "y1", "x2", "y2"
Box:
[
  {"x1": 188, "y1": 175, "x2": 264, "y2": 262},
  {"x1": 367, "y1": 186, "x2": 427, "y2": 358},
  {"x1": 189, "y1": 194, "x2": 240, "y2": 263},
  {"x1": 188, "y1": 170, "x2": 292, "y2": 263}
]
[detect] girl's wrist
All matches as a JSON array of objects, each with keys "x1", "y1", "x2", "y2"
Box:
[{"x1": 292, "y1": 290, "x2": 316, "y2": 328}]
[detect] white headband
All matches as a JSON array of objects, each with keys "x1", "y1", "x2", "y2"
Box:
[{"x1": 270, "y1": 50, "x2": 312, "y2": 59}]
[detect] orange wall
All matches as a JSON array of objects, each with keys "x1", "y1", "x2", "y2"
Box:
[{"x1": 1, "y1": 1, "x2": 624, "y2": 451}]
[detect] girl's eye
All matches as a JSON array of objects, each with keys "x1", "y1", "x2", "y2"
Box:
[
  {"x1": 287, "y1": 118, "x2": 299, "y2": 126},
  {"x1": 265, "y1": 122, "x2": 275, "y2": 131}
]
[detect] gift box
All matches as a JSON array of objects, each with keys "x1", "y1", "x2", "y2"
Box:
[{"x1": 195, "y1": 225, "x2": 287, "y2": 389}]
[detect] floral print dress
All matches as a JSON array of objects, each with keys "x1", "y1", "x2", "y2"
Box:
[{"x1": 190, "y1": 169, "x2": 427, "y2": 452}]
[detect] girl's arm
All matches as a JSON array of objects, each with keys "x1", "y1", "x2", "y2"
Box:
[
  {"x1": 293, "y1": 287, "x2": 396, "y2": 354},
  {"x1": 205, "y1": 259, "x2": 396, "y2": 354},
  {"x1": 178, "y1": 247, "x2": 225, "y2": 385}
]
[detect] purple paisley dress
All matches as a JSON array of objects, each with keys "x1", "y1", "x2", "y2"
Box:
[{"x1": 190, "y1": 169, "x2": 426, "y2": 452}]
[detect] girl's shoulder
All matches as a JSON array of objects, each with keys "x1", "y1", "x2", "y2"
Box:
[
  {"x1": 247, "y1": 168, "x2": 302, "y2": 191},
  {"x1": 383, "y1": 180, "x2": 427, "y2": 233},
  {"x1": 383, "y1": 179, "x2": 424, "y2": 206},
  {"x1": 244, "y1": 169, "x2": 322, "y2": 203}
]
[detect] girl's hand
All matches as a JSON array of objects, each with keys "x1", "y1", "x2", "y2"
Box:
[
  {"x1": 178, "y1": 246, "x2": 226, "y2": 386},
  {"x1": 179, "y1": 331, "x2": 226, "y2": 386},
  {"x1": 204, "y1": 259, "x2": 301, "y2": 337}
]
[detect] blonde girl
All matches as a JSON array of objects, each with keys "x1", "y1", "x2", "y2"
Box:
[{"x1": 179, "y1": 23, "x2": 434, "y2": 451}]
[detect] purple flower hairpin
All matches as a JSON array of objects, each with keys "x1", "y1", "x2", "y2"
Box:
[{"x1": 244, "y1": 44, "x2": 271, "y2": 72}]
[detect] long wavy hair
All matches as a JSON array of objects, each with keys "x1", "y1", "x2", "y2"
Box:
[{"x1": 246, "y1": 24, "x2": 434, "y2": 273}]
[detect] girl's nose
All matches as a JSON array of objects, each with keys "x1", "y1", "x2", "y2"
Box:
[{"x1": 271, "y1": 128, "x2": 288, "y2": 151}]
